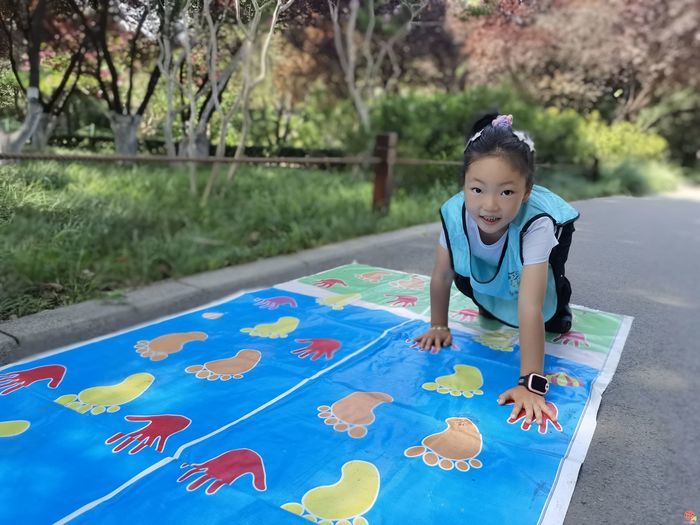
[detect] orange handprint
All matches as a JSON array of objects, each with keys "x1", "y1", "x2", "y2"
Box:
[
  {"x1": 356, "y1": 271, "x2": 392, "y2": 283},
  {"x1": 389, "y1": 275, "x2": 426, "y2": 290}
]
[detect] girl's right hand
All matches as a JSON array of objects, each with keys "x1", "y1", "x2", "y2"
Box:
[{"x1": 414, "y1": 327, "x2": 452, "y2": 354}]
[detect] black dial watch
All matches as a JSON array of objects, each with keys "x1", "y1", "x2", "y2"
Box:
[{"x1": 518, "y1": 373, "x2": 549, "y2": 396}]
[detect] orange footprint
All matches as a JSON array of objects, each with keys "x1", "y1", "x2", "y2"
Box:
[
  {"x1": 135, "y1": 332, "x2": 208, "y2": 361},
  {"x1": 404, "y1": 417, "x2": 483, "y2": 471},
  {"x1": 186, "y1": 350, "x2": 261, "y2": 381},
  {"x1": 317, "y1": 391, "x2": 393, "y2": 438}
]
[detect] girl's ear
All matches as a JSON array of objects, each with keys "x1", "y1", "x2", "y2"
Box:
[{"x1": 523, "y1": 187, "x2": 532, "y2": 202}]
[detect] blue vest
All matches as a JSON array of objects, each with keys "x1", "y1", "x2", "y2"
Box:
[{"x1": 440, "y1": 185, "x2": 579, "y2": 327}]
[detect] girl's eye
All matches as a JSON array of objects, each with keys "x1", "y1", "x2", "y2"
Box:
[
  {"x1": 470, "y1": 187, "x2": 482, "y2": 194},
  {"x1": 502, "y1": 190, "x2": 515, "y2": 196}
]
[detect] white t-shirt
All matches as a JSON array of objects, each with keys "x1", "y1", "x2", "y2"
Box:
[{"x1": 439, "y1": 213, "x2": 558, "y2": 266}]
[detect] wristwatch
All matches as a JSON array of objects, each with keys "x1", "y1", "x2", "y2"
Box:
[{"x1": 518, "y1": 373, "x2": 549, "y2": 396}]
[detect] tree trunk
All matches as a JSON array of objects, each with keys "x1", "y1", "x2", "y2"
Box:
[
  {"x1": 109, "y1": 113, "x2": 142, "y2": 156},
  {"x1": 0, "y1": 95, "x2": 43, "y2": 155},
  {"x1": 28, "y1": 111, "x2": 54, "y2": 151},
  {"x1": 178, "y1": 131, "x2": 210, "y2": 158}
]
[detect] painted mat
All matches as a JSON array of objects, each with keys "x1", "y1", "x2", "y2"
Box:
[{"x1": 0, "y1": 263, "x2": 632, "y2": 525}]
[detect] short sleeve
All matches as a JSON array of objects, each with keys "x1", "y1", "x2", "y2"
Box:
[
  {"x1": 522, "y1": 217, "x2": 559, "y2": 265},
  {"x1": 439, "y1": 229, "x2": 447, "y2": 249}
]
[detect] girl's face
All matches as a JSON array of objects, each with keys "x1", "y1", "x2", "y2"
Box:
[{"x1": 464, "y1": 155, "x2": 531, "y2": 243}]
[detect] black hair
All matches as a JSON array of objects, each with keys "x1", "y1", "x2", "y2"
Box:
[{"x1": 462, "y1": 111, "x2": 536, "y2": 189}]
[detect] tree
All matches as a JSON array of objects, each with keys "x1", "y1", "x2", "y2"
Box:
[
  {"x1": 153, "y1": 0, "x2": 298, "y2": 202},
  {"x1": 281, "y1": 0, "x2": 439, "y2": 139},
  {"x1": 611, "y1": 0, "x2": 699, "y2": 121},
  {"x1": 461, "y1": 0, "x2": 699, "y2": 120},
  {"x1": 68, "y1": 0, "x2": 162, "y2": 155},
  {"x1": 0, "y1": 0, "x2": 85, "y2": 152}
]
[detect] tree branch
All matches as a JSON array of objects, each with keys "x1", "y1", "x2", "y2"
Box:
[
  {"x1": 127, "y1": 5, "x2": 150, "y2": 113},
  {"x1": 0, "y1": 16, "x2": 26, "y2": 94}
]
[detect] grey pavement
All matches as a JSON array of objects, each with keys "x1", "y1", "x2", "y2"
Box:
[{"x1": 2, "y1": 188, "x2": 699, "y2": 523}]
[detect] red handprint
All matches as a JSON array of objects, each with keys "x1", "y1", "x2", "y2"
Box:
[
  {"x1": 291, "y1": 338, "x2": 342, "y2": 361},
  {"x1": 253, "y1": 296, "x2": 298, "y2": 310},
  {"x1": 178, "y1": 449, "x2": 266, "y2": 494},
  {"x1": 505, "y1": 400, "x2": 563, "y2": 434},
  {"x1": 0, "y1": 364, "x2": 66, "y2": 395},
  {"x1": 451, "y1": 308, "x2": 479, "y2": 322},
  {"x1": 313, "y1": 278, "x2": 348, "y2": 289},
  {"x1": 385, "y1": 294, "x2": 418, "y2": 307},
  {"x1": 552, "y1": 330, "x2": 590, "y2": 348},
  {"x1": 106, "y1": 414, "x2": 191, "y2": 455}
]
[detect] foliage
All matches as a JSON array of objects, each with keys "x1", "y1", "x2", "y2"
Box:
[
  {"x1": 578, "y1": 112, "x2": 668, "y2": 162},
  {"x1": 599, "y1": 159, "x2": 684, "y2": 196},
  {"x1": 370, "y1": 86, "x2": 669, "y2": 167},
  {"x1": 0, "y1": 62, "x2": 19, "y2": 118},
  {"x1": 460, "y1": 0, "x2": 699, "y2": 121},
  {"x1": 246, "y1": 86, "x2": 359, "y2": 152},
  {"x1": 637, "y1": 90, "x2": 700, "y2": 168},
  {"x1": 0, "y1": 160, "x2": 451, "y2": 319}
]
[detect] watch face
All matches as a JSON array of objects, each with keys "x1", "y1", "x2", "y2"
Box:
[{"x1": 530, "y1": 374, "x2": 549, "y2": 394}]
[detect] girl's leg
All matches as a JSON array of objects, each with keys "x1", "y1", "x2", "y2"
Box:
[
  {"x1": 454, "y1": 275, "x2": 498, "y2": 319},
  {"x1": 544, "y1": 223, "x2": 575, "y2": 334}
]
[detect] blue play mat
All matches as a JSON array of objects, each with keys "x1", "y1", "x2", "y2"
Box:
[{"x1": 0, "y1": 264, "x2": 632, "y2": 524}]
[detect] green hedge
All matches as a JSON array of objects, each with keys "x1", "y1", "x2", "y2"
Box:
[{"x1": 369, "y1": 85, "x2": 669, "y2": 166}]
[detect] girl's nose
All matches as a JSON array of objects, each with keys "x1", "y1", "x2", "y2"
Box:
[{"x1": 484, "y1": 195, "x2": 498, "y2": 211}]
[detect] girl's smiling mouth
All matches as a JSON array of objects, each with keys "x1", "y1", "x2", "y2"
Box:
[{"x1": 480, "y1": 215, "x2": 501, "y2": 224}]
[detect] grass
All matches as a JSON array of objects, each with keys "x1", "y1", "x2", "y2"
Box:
[
  {"x1": 0, "y1": 161, "x2": 452, "y2": 319},
  {"x1": 0, "y1": 157, "x2": 688, "y2": 320}
]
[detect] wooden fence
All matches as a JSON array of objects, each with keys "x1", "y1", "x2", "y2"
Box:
[
  {"x1": 4, "y1": 133, "x2": 592, "y2": 212},
  {"x1": 0, "y1": 133, "x2": 467, "y2": 213}
]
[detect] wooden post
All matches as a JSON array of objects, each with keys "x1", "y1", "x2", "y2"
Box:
[{"x1": 372, "y1": 132, "x2": 397, "y2": 213}]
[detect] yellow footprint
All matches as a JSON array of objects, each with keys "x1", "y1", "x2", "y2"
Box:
[
  {"x1": 55, "y1": 373, "x2": 154, "y2": 415},
  {"x1": 282, "y1": 460, "x2": 380, "y2": 524},
  {"x1": 240, "y1": 317, "x2": 299, "y2": 338},
  {"x1": 316, "y1": 293, "x2": 361, "y2": 311},
  {"x1": 476, "y1": 329, "x2": 519, "y2": 352},
  {"x1": 422, "y1": 365, "x2": 484, "y2": 397},
  {"x1": 0, "y1": 420, "x2": 30, "y2": 437}
]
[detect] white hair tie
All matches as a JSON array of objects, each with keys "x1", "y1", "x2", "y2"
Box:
[{"x1": 464, "y1": 128, "x2": 536, "y2": 153}]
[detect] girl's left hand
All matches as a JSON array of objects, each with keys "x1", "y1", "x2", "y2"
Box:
[{"x1": 497, "y1": 386, "x2": 556, "y2": 425}]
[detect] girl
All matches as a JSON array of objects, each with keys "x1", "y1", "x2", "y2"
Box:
[{"x1": 414, "y1": 113, "x2": 579, "y2": 427}]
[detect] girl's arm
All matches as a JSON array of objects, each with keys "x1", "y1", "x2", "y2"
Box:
[
  {"x1": 517, "y1": 261, "x2": 549, "y2": 376},
  {"x1": 430, "y1": 246, "x2": 455, "y2": 327},
  {"x1": 415, "y1": 246, "x2": 454, "y2": 352},
  {"x1": 496, "y1": 260, "x2": 556, "y2": 427}
]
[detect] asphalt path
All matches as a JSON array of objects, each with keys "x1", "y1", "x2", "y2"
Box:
[{"x1": 3, "y1": 189, "x2": 698, "y2": 523}]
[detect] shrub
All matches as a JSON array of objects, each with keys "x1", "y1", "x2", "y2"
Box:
[{"x1": 579, "y1": 112, "x2": 668, "y2": 162}]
